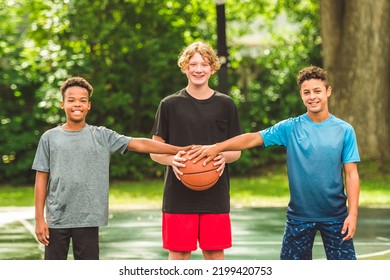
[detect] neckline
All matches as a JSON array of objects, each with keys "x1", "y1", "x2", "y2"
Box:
[
  {"x1": 182, "y1": 88, "x2": 216, "y2": 103},
  {"x1": 304, "y1": 113, "x2": 333, "y2": 125},
  {"x1": 60, "y1": 123, "x2": 88, "y2": 132}
]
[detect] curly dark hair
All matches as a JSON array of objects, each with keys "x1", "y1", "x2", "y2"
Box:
[
  {"x1": 297, "y1": 66, "x2": 330, "y2": 88},
  {"x1": 60, "y1": 77, "x2": 94, "y2": 99}
]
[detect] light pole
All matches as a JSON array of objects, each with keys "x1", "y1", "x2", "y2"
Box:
[{"x1": 214, "y1": 0, "x2": 228, "y2": 94}]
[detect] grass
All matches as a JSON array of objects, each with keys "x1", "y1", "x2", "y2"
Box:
[{"x1": 1, "y1": 160, "x2": 389, "y2": 208}]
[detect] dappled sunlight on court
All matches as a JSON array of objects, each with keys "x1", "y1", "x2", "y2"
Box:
[{"x1": 0, "y1": 207, "x2": 389, "y2": 260}]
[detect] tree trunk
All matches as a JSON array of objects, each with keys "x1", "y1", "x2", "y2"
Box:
[{"x1": 320, "y1": 0, "x2": 390, "y2": 159}]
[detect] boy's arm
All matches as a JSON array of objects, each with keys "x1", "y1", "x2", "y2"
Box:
[
  {"x1": 222, "y1": 151, "x2": 241, "y2": 164},
  {"x1": 190, "y1": 132, "x2": 264, "y2": 165},
  {"x1": 341, "y1": 162, "x2": 360, "y2": 240},
  {"x1": 149, "y1": 135, "x2": 188, "y2": 180},
  {"x1": 127, "y1": 137, "x2": 188, "y2": 155},
  {"x1": 34, "y1": 171, "x2": 49, "y2": 246},
  {"x1": 149, "y1": 135, "x2": 175, "y2": 165}
]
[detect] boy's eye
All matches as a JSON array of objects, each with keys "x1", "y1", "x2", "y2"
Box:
[{"x1": 189, "y1": 63, "x2": 210, "y2": 68}]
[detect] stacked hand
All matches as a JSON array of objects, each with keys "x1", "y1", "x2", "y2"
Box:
[{"x1": 171, "y1": 145, "x2": 225, "y2": 180}]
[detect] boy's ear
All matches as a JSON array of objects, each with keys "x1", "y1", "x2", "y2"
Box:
[
  {"x1": 327, "y1": 86, "x2": 332, "y2": 97},
  {"x1": 60, "y1": 101, "x2": 64, "y2": 109}
]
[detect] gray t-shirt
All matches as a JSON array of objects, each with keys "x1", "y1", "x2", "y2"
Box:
[{"x1": 32, "y1": 124, "x2": 131, "y2": 228}]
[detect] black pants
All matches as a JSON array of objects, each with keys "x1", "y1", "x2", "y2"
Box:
[{"x1": 44, "y1": 227, "x2": 99, "y2": 260}]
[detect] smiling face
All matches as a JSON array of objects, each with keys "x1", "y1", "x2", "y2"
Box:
[
  {"x1": 185, "y1": 52, "x2": 214, "y2": 87},
  {"x1": 300, "y1": 78, "x2": 332, "y2": 118},
  {"x1": 60, "y1": 86, "x2": 91, "y2": 128}
]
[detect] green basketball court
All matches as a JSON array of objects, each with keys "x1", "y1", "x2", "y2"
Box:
[{"x1": 1, "y1": 207, "x2": 389, "y2": 260}]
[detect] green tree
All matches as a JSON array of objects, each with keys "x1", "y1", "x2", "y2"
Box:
[
  {"x1": 1, "y1": 0, "x2": 217, "y2": 183},
  {"x1": 224, "y1": 0, "x2": 322, "y2": 172},
  {"x1": 1, "y1": 0, "x2": 322, "y2": 184},
  {"x1": 321, "y1": 0, "x2": 390, "y2": 162},
  {"x1": 0, "y1": 0, "x2": 48, "y2": 183}
]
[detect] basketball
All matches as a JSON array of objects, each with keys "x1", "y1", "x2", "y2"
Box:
[{"x1": 179, "y1": 154, "x2": 219, "y2": 191}]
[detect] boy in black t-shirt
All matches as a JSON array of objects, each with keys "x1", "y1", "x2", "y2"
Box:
[{"x1": 150, "y1": 42, "x2": 242, "y2": 260}]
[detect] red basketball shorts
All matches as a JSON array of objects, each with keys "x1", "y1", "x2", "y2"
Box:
[{"x1": 162, "y1": 213, "x2": 232, "y2": 251}]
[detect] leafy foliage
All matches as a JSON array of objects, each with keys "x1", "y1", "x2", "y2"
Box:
[{"x1": 0, "y1": 0, "x2": 320, "y2": 184}]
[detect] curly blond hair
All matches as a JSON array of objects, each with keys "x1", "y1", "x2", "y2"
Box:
[{"x1": 177, "y1": 42, "x2": 221, "y2": 73}]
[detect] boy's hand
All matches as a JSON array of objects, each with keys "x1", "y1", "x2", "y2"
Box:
[
  {"x1": 341, "y1": 214, "x2": 357, "y2": 241},
  {"x1": 35, "y1": 219, "x2": 49, "y2": 246},
  {"x1": 189, "y1": 144, "x2": 220, "y2": 166},
  {"x1": 180, "y1": 145, "x2": 194, "y2": 152},
  {"x1": 211, "y1": 152, "x2": 226, "y2": 176},
  {"x1": 171, "y1": 150, "x2": 187, "y2": 180}
]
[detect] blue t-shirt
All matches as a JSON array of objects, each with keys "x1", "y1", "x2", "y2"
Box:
[{"x1": 260, "y1": 114, "x2": 360, "y2": 221}]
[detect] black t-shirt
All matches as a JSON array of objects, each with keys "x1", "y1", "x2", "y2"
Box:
[{"x1": 151, "y1": 89, "x2": 242, "y2": 213}]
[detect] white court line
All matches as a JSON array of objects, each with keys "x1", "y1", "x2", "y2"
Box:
[
  {"x1": 376, "y1": 236, "x2": 390, "y2": 242},
  {"x1": 358, "y1": 249, "x2": 390, "y2": 258},
  {"x1": 0, "y1": 207, "x2": 43, "y2": 251},
  {"x1": 0, "y1": 207, "x2": 38, "y2": 241},
  {"x1": 0, "y1": 207, "x2": 34, "y2": 225},
  {"x1": 18, "y1": 218, "x2": 38, "y2": 242}
]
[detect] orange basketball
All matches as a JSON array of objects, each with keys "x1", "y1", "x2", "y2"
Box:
[{"x1": 179, "y1": 154, "x2": 219, "y2": 191}]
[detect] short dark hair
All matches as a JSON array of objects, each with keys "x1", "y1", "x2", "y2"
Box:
[
  {"x1": 297, "y1": 66, "x2": 330, "y2": 88},
  {"x1": 60, "y1": 77, "x2": 93, "y2": 99}
]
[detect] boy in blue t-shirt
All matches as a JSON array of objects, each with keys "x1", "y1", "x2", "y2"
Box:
[{"x1": 191, "y1": 66, "x2": 360, "y2": 260}]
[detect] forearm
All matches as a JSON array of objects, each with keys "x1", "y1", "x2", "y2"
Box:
[
  {"x1": 34, "y1": 171, "x2": 48, "y2": 221},
  {"x1": 346, "y1": 176, "x2": 360, "y2": 216},
  {"x1": 216, "y1": 132, "x2": 263, "y2": 152},
  {"x1": 150, "y1": 153, "x2": 174, "y2": 166},
  {"x1": 221, "y1": 151, "x2": 241, "y2": 163},
  {"x1": 128, "y1": 138, "x2": 181, "y2": 154},
  {"x1": 148, "y1": 135, "x2": 175, "y2": 165},
  {"x1": 345, "y1": 164, "x2": 360, "y2": 216}
]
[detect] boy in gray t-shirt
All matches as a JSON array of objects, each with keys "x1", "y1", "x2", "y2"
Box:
[{"x1": 32, "y1": 77, "x2": 188, "y2": 260}]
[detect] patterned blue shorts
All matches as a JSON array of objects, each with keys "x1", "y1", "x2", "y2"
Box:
[{"x1": 280, "y1": 217, "x2": 356, "y2": 260}]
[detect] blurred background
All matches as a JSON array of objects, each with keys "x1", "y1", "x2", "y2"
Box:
[{"x1": 1, "y1": 0, "x2": 389, "y2": 185}]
